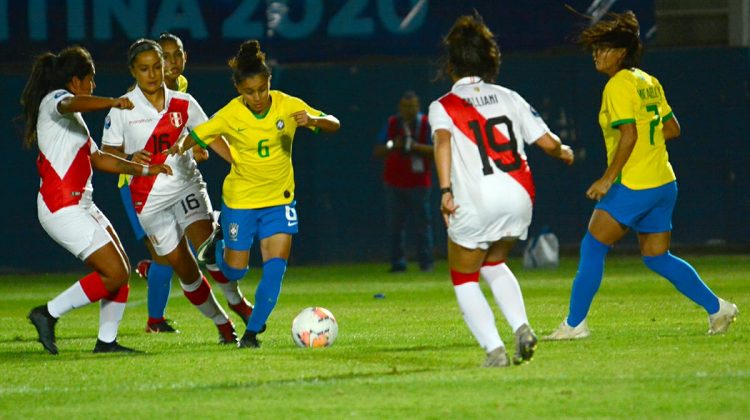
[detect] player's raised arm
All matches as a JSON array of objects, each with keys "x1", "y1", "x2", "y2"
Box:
[{"x1": 58, "y1": 95, "x2": 133, "y2": 114}]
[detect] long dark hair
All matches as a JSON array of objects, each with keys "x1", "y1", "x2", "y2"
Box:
[
  {"x1": 229, "y1": 40, "x2": 271, "y2": 85},
  {"x1": 20, "y1": 46, "x2": 94, "y2": 148},
  {"x1": 439, "y1": 13, "x2": 500, "y2": 83},
  {"x1": 578, "y1": 11, "x2": 642, "y2": 70}
]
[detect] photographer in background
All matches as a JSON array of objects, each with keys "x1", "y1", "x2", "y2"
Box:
[{"x1": 373, "y1": 91, "x2": 435, "y2": 273}]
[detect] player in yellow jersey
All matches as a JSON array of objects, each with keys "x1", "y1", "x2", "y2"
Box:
[
  {"x1": 159, "y1": 32, "x2": 189, "y2": 93},
  {"x1": 546, "y1": 11, "x2": 737, "y2": 340},
  {"x1": 168, "y1": 40, "x2": 340, "y2": 348}
]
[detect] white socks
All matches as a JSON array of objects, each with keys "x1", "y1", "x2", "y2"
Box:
[
  {"x1": 98, "y1": 300, "x2": 126, "y2": 343},
  {"x1": 47, "y1": 282, "x2": 91, "y2": 318},
  {"x1": 453, "y1": 282, "x2": 504, "y2": 351},
  {"x1": 481, "y1": 262, "x2": 529, "y2": 332}
]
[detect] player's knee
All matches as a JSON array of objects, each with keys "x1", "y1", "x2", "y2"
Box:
[{"x1": 223, "y1": 265, "x2": 249, "y2": 281}]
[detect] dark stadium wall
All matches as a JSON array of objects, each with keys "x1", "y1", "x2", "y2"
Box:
[{"x1": 2, "y1": 47, "x2": 749, "y2": 272}]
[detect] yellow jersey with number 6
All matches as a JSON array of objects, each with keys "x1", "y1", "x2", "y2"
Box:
[
  {"x1": 598, "y1": 68, "x2": 676, "y2": 190},
  {"x1": 190, "y1": 90, "x2": 322, "y2": 209}
]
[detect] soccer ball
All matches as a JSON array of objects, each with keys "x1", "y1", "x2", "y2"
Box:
[{"x1": 291, "y1": 307, "x2": 338, "y2": 348}]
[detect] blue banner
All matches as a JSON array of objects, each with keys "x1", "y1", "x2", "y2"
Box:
[{"x1": 0, "y1": 0, "x2": 654, "y2": 63}]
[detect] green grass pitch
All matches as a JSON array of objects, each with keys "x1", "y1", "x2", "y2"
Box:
[{"x1": 0, "y1": 254, "x2": 748, "y2": 418}]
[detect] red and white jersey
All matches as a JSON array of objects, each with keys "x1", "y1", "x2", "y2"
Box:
[
  {"x1": 102, "y1": 85, "x2": 208, "y2": 214},
  {"x1": 36, "y1": 89, "x2": 98, "y2": 219},
  {"x1": 429, "y1": 76, "x2": 551, "y2": 205}
]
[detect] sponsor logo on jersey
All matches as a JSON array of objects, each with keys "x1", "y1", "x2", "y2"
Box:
[
  {"x1": 128, "y1": 118, "x2": 155, "y2": 125},
  {"x1": 54, "y1": 91, "x2": 68, "y2": 99},
  {"x1": 530, "y1": 105, "x2": 540, "y2": 117},
  {"x1": 104, "y1": 115, "x2": 111, "y2": 129},
  {"x1": 276, "y1": 119, "x2": 285, "y2": 130},
  {"x1": 169, "y1": 112, "x2": 183, "y2": 128},
  {"x1": 228, "y1": 222, "x2": 239, "y2": 241}
]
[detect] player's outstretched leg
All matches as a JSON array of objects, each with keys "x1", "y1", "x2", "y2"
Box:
[{"x1": 641, "y1": 251, "x2": 738, "y2": 333}]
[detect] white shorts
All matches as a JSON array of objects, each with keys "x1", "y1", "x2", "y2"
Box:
[
  {"x1": 448, "y1": 181, "x2": 533, "y2": 250},
  {"x1": 39, "y1": 203, "x2": 114, "y2": 261},
  {"x1": 138, "y1": 183, "x2": 213, "y2": 256}
]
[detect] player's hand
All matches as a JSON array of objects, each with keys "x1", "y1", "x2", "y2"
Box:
[
  {"x1": 192, "y1": 145, "x2": 209, "y2": 162},
  {"x1": 559, "y1": 145, "x2": 574, "y2": 165},
  {"x1": 291, "y1": 110, "x2": 315, "y2": 128},
  {"x1": 112, "y1": 97, "x2": 134, "y2": 110},
  {"x1": 148, "y1": 164, "x2": 173, "y2": 176},
  {"x1": 131, "y1": 150, "x2": 152, "y2": 164},
  {"x1": 164, "y1": 136, "x2": 187, "y2": 156},
  {"x1": 440, "y1": 192, "x2": 459, "y2": 227},
  {"x1": 586, "y1": 177, "x2": 612, "y2": 201}
]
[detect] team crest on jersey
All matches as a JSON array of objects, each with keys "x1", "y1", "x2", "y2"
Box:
[
  {"x1": 228, "y1": 222, "x2": 239, "y2": 241},
  {"x1": 169, "y1": 112, "x2": 184, "y2": 128},
  {"x1": 276, "y1": 119, "x2": 285, "y2": 130}
]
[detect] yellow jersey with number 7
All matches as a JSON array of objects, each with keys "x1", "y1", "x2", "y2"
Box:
[
  {"x1": 189, "y1": 90, "x2": 323, "y2": 209},
  {"x1": 598, "y1": 68, "x2": 676, "y2": 190}
]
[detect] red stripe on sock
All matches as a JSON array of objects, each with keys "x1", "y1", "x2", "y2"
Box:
[
  {"x1": 450, "y1": 270, "x2": 480, "y2": 286},
  {"x1": 148, "y1": 317, "x2": 166, "y2": 325},
  {"x1": 207, "y1": 268, "x2": 229, "y2": 284},
  {"x1": 79, "y1": 272, "x2": 110, "y2": 302},
  {"x1": 107, "y1": 284, "x2": 130, "y2": 303},
  {"x1": 482, "y1": 260, "x2": 505, "y2": 268},
  {"x1": 183, "y1": 276, "x2": 211, "y2": 305}
]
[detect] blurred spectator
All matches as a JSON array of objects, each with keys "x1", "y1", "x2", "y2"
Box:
[{"x1": 373, "y1": 91, "x2": 434, "y2": 272}]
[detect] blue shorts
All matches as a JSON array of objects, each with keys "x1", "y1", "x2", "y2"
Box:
[
  {"x1": 119, "y1": 184, "x2": 147, "y2": 241},
  {"x1": 595, "y1": 181, "x2": 677, "y2": 233},
  {"x1": 220, "y1": 201, "x2": 299, "y2": 251}
]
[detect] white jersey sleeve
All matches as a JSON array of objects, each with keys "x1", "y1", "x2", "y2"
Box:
[
  {"x1": 510, "y1": 91, "x2": 550, "y2": 145},
  {"x1": 45, "y1": 90, "x2": 74, "y2": 117},
  {"x1": 428, "y1": 100, "x2": 452, "y2": 133},
  {"x1": 101, "y1": 108, "x2": 125, "y2": 148}
]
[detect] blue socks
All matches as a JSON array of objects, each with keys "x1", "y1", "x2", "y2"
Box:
[
  {"x1": 248, "y1": 258, "x2": 287, "y2": 333},
  {"x1": 643, "y1": 252, "x2": 720, "y2": 314},
  {"x1": 147, "y1": 262, "x2": 173, "y2": 320},
  {"x1": 567, "y1": 232, "x2": 611, "y2": 327}
]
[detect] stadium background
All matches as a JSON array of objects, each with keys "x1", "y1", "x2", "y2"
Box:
[{"x1": 0, "y1": 0, "x2": 748, "y2": 271}]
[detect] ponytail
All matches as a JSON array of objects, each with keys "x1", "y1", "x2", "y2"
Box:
[
  {"x1": 20, "y1": 53, "x2": 57, "y2": 148},
  {"x1": 19, "y1": 46, "x2": 94, "y2": 149}
]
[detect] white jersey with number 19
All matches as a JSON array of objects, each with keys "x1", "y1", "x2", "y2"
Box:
[{"x1": 428, "y1": 76, "x2": 551, "y2": 249}]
